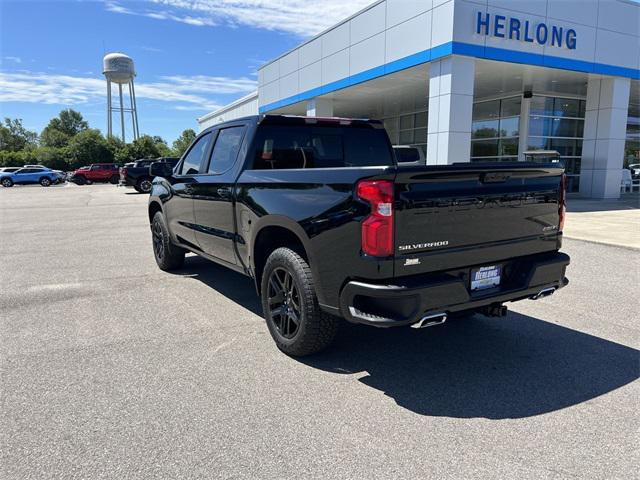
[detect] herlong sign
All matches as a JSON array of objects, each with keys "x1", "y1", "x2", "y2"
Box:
[{"x1": 476, "y1": 12, "x2": 577, "y2": 49}]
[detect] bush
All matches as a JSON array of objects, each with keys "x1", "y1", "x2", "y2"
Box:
[
  {"x1": 35, "y1": 147, "x2": 70, "y2": 171},
  {"x1": 67, "y1": 129, "x2": 113, "y2": 168},
  {"x1": 0, "y1": 150, "x2": 37, "y2": 167}
]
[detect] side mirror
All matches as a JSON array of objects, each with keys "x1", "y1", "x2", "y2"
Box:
[{"x1": 150, "y1": 161, "x2": 174, "y2": 178}]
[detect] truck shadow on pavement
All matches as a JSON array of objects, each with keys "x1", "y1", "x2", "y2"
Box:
[
  {"x1": 178, "y1": 256, "x2": 639, "y2": 420},
  {"x1": 305, "y1": 317, "x2": 639, "y2": 419}
]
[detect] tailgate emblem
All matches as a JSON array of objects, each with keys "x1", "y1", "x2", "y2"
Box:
[{"x1": 404, "y1": 258, "x2": 421, "y2": 266}]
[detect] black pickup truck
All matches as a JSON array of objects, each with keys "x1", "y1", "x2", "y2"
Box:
[
  {"x1": 148, "y1": 115, "x2": 569, "y2": 356},
  {"x1": 120, "y1": 157, "x2": 179, "y2": 193}
]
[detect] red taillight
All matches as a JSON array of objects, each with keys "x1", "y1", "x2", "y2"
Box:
[
  {"x1": 357, "y1": 180, "x2": 394, "y2": 257},
  {"x1": 559, "y1": 173, "x2": 567, "y2": 232}
]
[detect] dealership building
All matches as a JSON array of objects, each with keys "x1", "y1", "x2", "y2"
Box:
[{"x1": 198, "y1": 0, "x2": 640, "y2": 199}]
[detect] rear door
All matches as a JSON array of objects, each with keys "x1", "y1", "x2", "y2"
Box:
[
  {"x1": 192, "y1": 124, "x2": 247, "y2": 265},
  {"x1": 164, "y1": 131, "x2": 213, "y2": 249},
  {"x1": 392, "y1": 163, "x2": 564, "y2": 277}
]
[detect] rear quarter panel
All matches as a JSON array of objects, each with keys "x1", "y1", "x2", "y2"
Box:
[{"x1": 235, "y1": 167, "x2": 394, "y2": 308}]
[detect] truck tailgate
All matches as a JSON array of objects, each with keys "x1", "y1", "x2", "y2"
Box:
[{"x1": 393, "y1": 163, "x2": 564, "y2": 277}]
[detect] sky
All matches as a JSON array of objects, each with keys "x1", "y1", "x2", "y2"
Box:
[{"x1": 0, "y1": 0, "x2": 373, "y2": 144}]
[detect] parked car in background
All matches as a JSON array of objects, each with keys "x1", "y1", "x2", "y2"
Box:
[
  {"x1": 148, "y1": 115, "x2": 569, "y2": 356},
  {"x1": 0, "y1": 167, "x2": 60, "y2": 187},
  {"x1": 23, "y1": 165, "x2": 66, "y2": 183},
  {"x1": 120, "y1": 157, "x2": 179, "y2": 193},
  {"x1": 393, "y1": 145, "x2": 425, "y2": 165},
  {"x1": 629, "y1": 163, "x2": 640, "y2": 179},
  {"x1": 68, "y1": 166, "x2": 88, "y2": 184},
  {"x1": 70, "y1": 163, "x2": 120, "y2": 185}
]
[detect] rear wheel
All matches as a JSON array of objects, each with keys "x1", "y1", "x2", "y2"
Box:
[
  {"x1": 1, "y1": 178, "x2": 14, "y2": 187},
  {"x1": 39, "y1": 177, "x2": 51, "y2": 187},
  {"x1": 151, "y1": 211, "x2": 185, "y2": 271},
  {"x1": 261, "y1": 247, "x2": 338, "y2": 356},
  {"x1": 138, "y1": 178, "x2": 153, "y2": 194},
  {"x1": 109, "y1": 174, "x2": 119, "y2": 184}
]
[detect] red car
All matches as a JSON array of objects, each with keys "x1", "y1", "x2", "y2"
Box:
[{"x1": 71, "y1": 163, "x2": 120, "y2": 185}]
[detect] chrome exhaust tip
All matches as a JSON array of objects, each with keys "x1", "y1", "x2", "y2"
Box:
[
  {"x1": 411, "y1": 312, "x2": 447, "y2": 329},
  {"x1": 530, "y1": 287, "x2": 556, "y2": 300}
]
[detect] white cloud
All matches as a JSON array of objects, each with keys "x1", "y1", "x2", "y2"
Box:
[
  {"x1": 3, "y1": 56, "x2": 23, "y2": 64},
  {"x1": 0, "y1": 71, "x2": 256, "y2": 111},
  {"x1": 140, "y1": 46, "x2": 163, "y2": 53},
  {"x1": 104, "y1": 0, "x2": 375, "y2": 36}
]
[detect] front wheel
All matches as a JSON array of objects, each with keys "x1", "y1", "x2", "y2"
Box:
[
  {"x1": 261, "y1": 247, "x2": 338, "y2": 356},
  {"x1": 109, "y1": 174, "x2": 119, "y2": 184},
  {"x1": 39, "y1": 177, "x2": 52, "y2": 187},
  {"x1": 151, "y1": 211, "x2": 185, "y2": 271},
  {"x1": 1, "y1": 178, "x2": 14, "y2": 187}
]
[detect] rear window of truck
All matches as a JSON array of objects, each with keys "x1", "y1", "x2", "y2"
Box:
[{"x1": 250, "y1": 125, "x2": 394, "y2": 169}]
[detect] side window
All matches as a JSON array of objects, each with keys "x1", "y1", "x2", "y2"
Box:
[
  {"x1": 208, "y1": 127, "x2": 245, "y2": 174},
  {"x1": 179, "y1": 132, "x2": 211, "y2": 175}
]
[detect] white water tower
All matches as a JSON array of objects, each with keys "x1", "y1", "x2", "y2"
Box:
[{"x1": 103, "y1": 52, "x2": 139, "y2": 142}]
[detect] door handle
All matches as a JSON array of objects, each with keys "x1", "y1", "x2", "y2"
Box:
[{"x1": 217, "y1": 187, "x2": 232, "y2": 198}]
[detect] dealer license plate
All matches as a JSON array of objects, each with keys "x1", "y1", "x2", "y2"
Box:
[{"x1": 471, "y1": 265, "x2": 502, "y2": 291}]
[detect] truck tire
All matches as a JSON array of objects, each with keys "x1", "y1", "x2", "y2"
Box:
[
  {"x1": 261, "y1": 247, "x2": 338, "y2": 356},
  {"x1": 1, "y1": 178, "x2": 14, "y2": 187},
  {"x1": 138, "y1": 178, "x2": 153, "y2": 194},
  {"x1": 151, "y1": 211, "x2": 185, "y2": 271},
  {"x1": 109, "y1": 174, "x2": 119, "y2": 184},
  {"x1": 39, "y1": 177, "x2": 51, "y2": 187}
]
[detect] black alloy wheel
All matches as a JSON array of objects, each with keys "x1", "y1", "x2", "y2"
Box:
[
  {"x1": 261, "y1": 247, "x2": 338, "y2": 356},
  {"x1": 267, "y1": 267, "x2": 302, "y2": 339},
  {"x1": 152, "y1": 219, "x2": 165, "y2": 261},
  {"x1": 151, "y1": 211, "x2": 185, "y2": 271},
  {"x1": 40, "y1": 177, "x2": 51, "y2": 187}
]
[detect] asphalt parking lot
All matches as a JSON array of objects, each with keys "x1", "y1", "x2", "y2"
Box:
[{"x1": 1, "y1": 184, "x2": 638, "y2": 479}]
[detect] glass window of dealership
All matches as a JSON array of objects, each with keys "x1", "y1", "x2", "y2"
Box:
[{"x1": 200, "y1": 0, "x2": 640, "y2": 198}]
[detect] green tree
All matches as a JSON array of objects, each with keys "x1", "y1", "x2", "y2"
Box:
[
  {"x1": 67, "y1": 129, "x2": 113, "y2": 168},
  {"x1": 0, "y1": 149, "x2": 37, "y2": 167},
  {"x1": 40, "y1": 109, "x2": 88, "y2": 148},
  {"x1": 35, "y1": 147, "x2": 70, "y2": 171},
  {"x1": 115, "y1": 134, "x2": 171, "y2": 162},
  {"x1": 172, "y1": 129, "x2": 196, "y2": 157},
  {"x1": 151, "y1": 135, "x2": 172, "y2": 157},
  {"x1": 0, "y1": 118, "x2": 38, "y2": 152}
]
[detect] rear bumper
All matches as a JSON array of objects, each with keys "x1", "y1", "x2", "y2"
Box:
[{"x1": 339, "y1": 251, "x2": 570, "y2": 327}]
